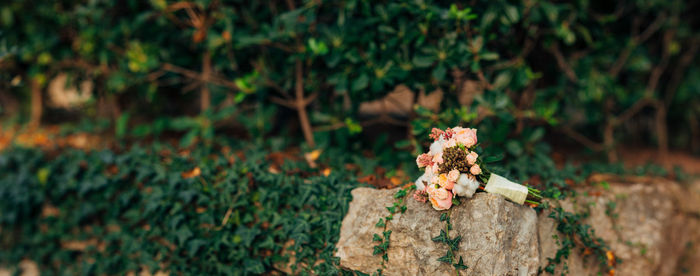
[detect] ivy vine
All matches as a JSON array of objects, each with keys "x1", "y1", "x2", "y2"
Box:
[
  {"x1": 371, "y1": 186, "x2": 413, "y2": 275},
  {"x1": 432, "y1": 211, "x2": 468, "y2": 272}
]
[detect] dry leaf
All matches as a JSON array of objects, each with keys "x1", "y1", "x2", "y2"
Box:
[
  {"x1": 61, "y1": 238, "x2": 102, "y2": 251},
  {"x1": 606, "y1": 250, "x2": 616, "y2": 266},
  {"x1": 41, "y1": 204, "x2": 59, "y2": 218},
  {"x1": 322, "y1": 168, "x2": 331, "y2": 176},
  {"x1": 417, "y1": 88, "x2": 443, "y2": 112},
  {"x1": 358, "y1": 84, "x2": 414, "y2": 116},
  {"x1": 304, "y1": 149, "x2": 322, "y2": 168},
  {"x1": 181, "y1": 167, "x2": 201, "y2": 179},
  {"x1": 457, "y1": 79, "x2": 483, "y2": 106},
  {"x1": 268, "y1": 166, "x2": 281, "y2": 174}
]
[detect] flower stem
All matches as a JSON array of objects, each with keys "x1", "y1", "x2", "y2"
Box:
[{"x1": 525, "y1": 199, "x2": 539, "y2": 205}]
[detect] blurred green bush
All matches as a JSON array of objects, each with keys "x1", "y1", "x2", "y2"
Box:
[{"x1": 1, "y1": 0, "x2": 699, "y2": 157}]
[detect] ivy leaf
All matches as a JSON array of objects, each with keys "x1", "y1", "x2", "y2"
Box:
[
  {"x1": 453, "y1": 256, "x2": 469, "y2": 270},
  {"x1": 372, "y1": 245, "x2": 384, "y2": 255},
  {"x1": 376, "y1": 218, "x2": 385, "y2": 227},
  {"x1": 432, "y1": 230, "x2": 448, "y2": 243},
  {"x1": 440, "y1": 213, "x2": 448, "y2": 221},
  {"x1": 450, "y1": 236, "x2": 462, "y2": 251},
  {"x1": 437, "y1": 250, "x2": 453, "y2": 264},
  {"x1": 373, "y1": 234, "x2": 383, "y2": 242},
  {"x1": 383, "y1": 230, "x2": 392, "y2": 240}
]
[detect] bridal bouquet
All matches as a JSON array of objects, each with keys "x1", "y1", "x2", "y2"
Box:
[{"x1": 413, "y1": 127, "x2": 542, "y2": 209}]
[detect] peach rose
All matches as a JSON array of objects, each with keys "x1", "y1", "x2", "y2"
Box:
[
  {"x1": 432, "y1": 152, "x2": 444, "y2": 164},
  {"x1": 466, "y1": 151, "x2": 478, "y2": 165},
  {"x1": 427, "y1": 163, "x2": 440, "y2": 175},
  {"x1": 447, "y1": 169, "x2": 460, "y2": 182},
  {"x1": 429, "y1": 187, "x2": 453, "y2": 210},
  {"x1": 470, "y1": 164, "x2": 482, "y2": 175},
  {"x1": 437, "y1": 173, "x2": 454, "y2": 190},
  {"x1": 445, "y1": 138, "x2": 457, "y2": 148},
  {"x1": 455, "y1": 128, "x2": 478, "y2": 148}
]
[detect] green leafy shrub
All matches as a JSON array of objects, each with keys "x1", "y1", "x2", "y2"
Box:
[{"x1": 1, "y1": 0, "x2": 698, "y2": 155}]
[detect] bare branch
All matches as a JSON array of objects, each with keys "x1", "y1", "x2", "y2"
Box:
[
  {"x1": 161, "y1": 63, "x2": 240, "y2": 90},
  {"x1": 269, "y1": 96, "x2": 296, "y2": 109},
  {"x1": 664, "y1": 36, "x2": 700, "y2": 106},
  {"x1": 548, "y1": 43, "x2": 579, "y2": 83},
  {"x1": 609, "y1": 14, "x2": 667, "y2": 78}
]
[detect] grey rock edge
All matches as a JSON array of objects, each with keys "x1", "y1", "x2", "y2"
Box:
[{"x1": 335, "y1": 177, "x2": 700, "y2": 276}]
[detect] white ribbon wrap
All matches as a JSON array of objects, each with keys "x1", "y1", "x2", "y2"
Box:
[{"x1": 484, "y1": 173, "x2": 528, "y2": 205}]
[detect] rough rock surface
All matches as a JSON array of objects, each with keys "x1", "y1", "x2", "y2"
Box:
[
  {"x1": 538, "y1": 177, "x2": 691, "y2": 275},
  {"x1": 337, "y1": 177, "x2": 700, "y2": 275},
  {"x1": 336, "y1": 188, "x2": 539, "y2": 275}
]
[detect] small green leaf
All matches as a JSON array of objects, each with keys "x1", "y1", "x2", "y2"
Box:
[
  {"x1": 394, "y1": 189, "x2": 407, "y2": 198},
  {"x1": 453, "y1": 256, "x2": 469, "y2": 270},
  {"x1": 351, "y1": 73, "x2": 369, "y2": 91}
]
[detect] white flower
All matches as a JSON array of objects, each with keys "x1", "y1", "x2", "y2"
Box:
[
  {"x1": 414, "y1": 171, "x2": 434, "y2": 191},
  {"x1": 429, "y1": 136, "x2": 446, "y2": 155},
  {"x1": 453, "y1": 173, "x2": 480, "y2": 198}
]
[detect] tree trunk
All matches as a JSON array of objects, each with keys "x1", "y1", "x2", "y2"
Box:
[
  {"x1": 201, "y1": 51, "x2": 211, "y2": 113},
  {"x1": 0, "y1": 89, "x2": 19, "y2": 117},
  {"x1": 29, "y1": 79, "x2": 42, "y2": 128},
  {"x1": 655, "y1": 103, "x2": 669, "y2": 169},
  {"x1": 295, "y1": 60, "x2": 315, "y2": 148},
  {"x1": 603, "y1": 122, "x2": 617, "y2": 162}
]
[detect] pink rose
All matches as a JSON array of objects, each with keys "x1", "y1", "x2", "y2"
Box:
[
  {"x1": 466, "y1": 128, "x2": 478, "y2": 146},
  {"x1": 445, "y1": 138, "x2": 457, "y2": 148},
  {"x1": 425, "y1": 182, "x2": 435, "y2": 193},
  {"x1": 432, "y1": 152, "x2": 444, "y2": 164},
  {"x1": 427, "y1": 163, "x2": 440, "y2": 175},
  {"x1": 447, "y1": 169, "x2": 460, "y2": 182},
  {"x1": 429, "y1": 188, "x2": 453, "y2": 210},
  {"x1": 413, "y1": 190, "x2": 428, "y2": 203},
  {"x1": 416, "y1": 153, "x2": 433, "y2": 168},
  {"x1": 470, "y1": 164, "x2": 482, "y2": 175},
  {"x1": 437, "y1": 174, "x2": 454, "y2": 190},
  {"x1": 455, "y1": 128, "x2": 478, "y2": 148},
  {"x1": 466, "y1": 151, "x2": 478, "y2": 165}
]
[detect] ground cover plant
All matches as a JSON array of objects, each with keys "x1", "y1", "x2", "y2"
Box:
[{"x1": 0, "y1": 133, "x2": 677, "y2": 275}]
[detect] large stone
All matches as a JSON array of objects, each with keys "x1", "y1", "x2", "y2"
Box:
[
  {"x1": 337, "y1": 177, "x2": 700, "y2": 276},
  {"x1": 538, "y1": 178, "x2": 690, "y2": 275},
  {"x1": 336, "y1": 188, "x2": 539, "y2": 275}
]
